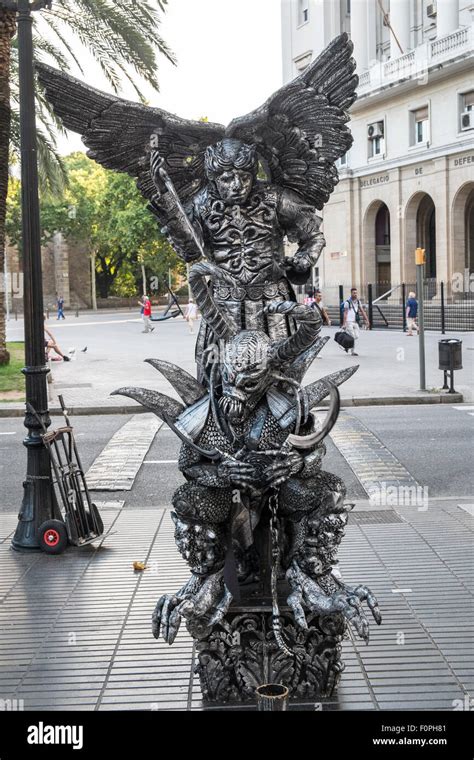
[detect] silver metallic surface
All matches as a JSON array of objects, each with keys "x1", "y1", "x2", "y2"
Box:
[{"x1": 39, "y1": 31, "x2": 381, "y2": 702}]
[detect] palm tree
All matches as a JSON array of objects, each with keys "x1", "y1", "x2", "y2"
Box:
[{"x1": 0, "y1": 0, "x2": 175, "y2": 365}]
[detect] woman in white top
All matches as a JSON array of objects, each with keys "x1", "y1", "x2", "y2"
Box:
[{"x1": 184, "y1": 298, "x2": 198, "y2": 333}]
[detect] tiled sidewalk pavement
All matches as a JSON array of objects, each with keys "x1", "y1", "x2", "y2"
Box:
[{"x1": 0, "y1": 499, "x2": 472, "y2": 711}]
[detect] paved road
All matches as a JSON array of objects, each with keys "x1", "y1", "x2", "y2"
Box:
[
  {"x1": 0, "y1": 415, "x2": 128, "y2": 512},
  {"x1": 0, "y1": 404, "x2": 472, "y2": 512},
  {"x1": 5, "y1": 310, "x2": 474, "y2": 407}
]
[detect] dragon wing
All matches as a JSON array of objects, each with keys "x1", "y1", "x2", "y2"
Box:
[
  {"x1": 225, "y1": 33, "x2": 357, "y2": 209},
  {"x1": 36, "y1": 63, "x2": 225, "y2": 206}
]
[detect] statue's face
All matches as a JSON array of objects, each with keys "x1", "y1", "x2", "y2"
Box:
[
  {"x1": 219, "y1": 331, "x2": 271, "y2": 423},
  {"x1": 214, "y1": 169, "x2": 254, "y2": 205}
]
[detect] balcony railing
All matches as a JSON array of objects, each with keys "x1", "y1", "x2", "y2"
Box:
[
  {"x1": 357, "y1": 26, "x2": 473, "y2": 96},
  {"x1": 383, "y1": 50, "x2": 415, "y2": 79},
  {"x1": 431, "y1": 26, "x2": 470, "y2": 59}
]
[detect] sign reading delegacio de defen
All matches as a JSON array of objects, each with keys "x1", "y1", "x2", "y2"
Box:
[
  {"x1": 359, "y1": 174, "x2": 390, "y2": 188},
  {"x1": 453, "y1": 155, "x2": 474, "y2": 167}
]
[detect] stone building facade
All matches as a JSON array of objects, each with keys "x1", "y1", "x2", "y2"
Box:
[
  {"x1": 281, "y1": 0, "x2": 474, "y2": 300},
  {"x1": 5, "y1": 233, "x2": 92, "y2": 313}
]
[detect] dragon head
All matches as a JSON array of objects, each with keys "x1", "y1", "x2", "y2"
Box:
[{"x1": 219, "y1": 330, "x2": 272, "y2": 423}]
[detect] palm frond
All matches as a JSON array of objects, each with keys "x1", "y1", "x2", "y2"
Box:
[
  {"x1": 34, "y1": 16, "x2": 84, "y2": 74},
  {"x1": 32, "y1": 32, "x2": 70, "y2": 70},
  {"x1": 35, "y1": 125, "x2": 67, "y2": 196},
  {"x1": 42, "y1": 0, "x2": 175, "y2": 94},
  {"x1": 9, "y1": 108, "x2": 67, "y2": 196},
  {"x1": 7, "y1": 0, "x2": 175, "y2": 195}
]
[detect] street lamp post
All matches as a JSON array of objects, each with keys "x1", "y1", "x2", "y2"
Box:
[
  {"x1": 8, "y1": 0, "x2": 56, "y2": 551},
  {"x1": 415, "y1": 247, "x2": 426, "y2": 393}
]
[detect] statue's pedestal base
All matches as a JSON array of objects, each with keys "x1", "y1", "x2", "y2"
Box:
[{"x1": 194, "y1": 590, "x2": 346, "y2": 703}]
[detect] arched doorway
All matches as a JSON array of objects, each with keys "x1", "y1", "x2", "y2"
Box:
[
  {"x1": 375, "y1": 203, "x2": 391, "y2": 296},
  {"x1": 452, "y1": 182, "x2": 474, "y2": 281},
  {"x1": 363, "y1": 200, "x2": 391, "y2": 297},
  {"x1": 417, "y1": 195, "x2": 436, "y2": 281},
  {"x1": 404, "y1": 192, "x2": 436, "y2": 291},
  {"x1": 467, "y1": 190, "x2": 474, "y2": 273}
]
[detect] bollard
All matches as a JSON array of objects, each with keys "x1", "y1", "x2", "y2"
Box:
[
  {"x1": 440, "y1": 281, "x2": 445, "y2": 335},
  {"x1": 255, "y1": 683, "x2": 289, "y2": 711},
  {"x1": 367, "y1": 283, "x2": 373, "y2": 330},
  {"x1": 401, "y1": 283, "x2": 406, "y2": 332}
]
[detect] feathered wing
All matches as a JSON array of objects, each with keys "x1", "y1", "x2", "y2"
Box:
[
  {"x1": 36, "y1": 63, "x2": 225, "y2": 205},
  {"x1": 225, "y1": 33, "x2": 357, "y2": 209}
]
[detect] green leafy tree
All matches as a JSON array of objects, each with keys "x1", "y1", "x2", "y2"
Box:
[
  {"x1": 102, "y1": 170, "x2": 183, "y2": 298},
  {"x1": 6, "y1": 152, "x2": 184, "y2": 302},
  {"x1": 0, "y1": 0, "x2": 175, "y2": 363}
]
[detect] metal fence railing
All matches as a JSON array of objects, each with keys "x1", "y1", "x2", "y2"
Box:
[{"x1": 308, "y1": 279, "x2": 474, "y2": 332}]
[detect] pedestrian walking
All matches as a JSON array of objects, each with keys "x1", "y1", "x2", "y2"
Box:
[
  {"x1": 313, "y1": 289, "x2": 331, "y2": 326},
  {"x1": 405, "y1": 291, "x2": 419, "y2": 336},
  {"x1": 56, "y1": 295, "x2": 65, "y2": 320},
  {"x1": 304, "y1": 292, "x2": 315, "y2": 307},
  {"x1": 184, "y1": 297, "x2": 198, "y2": 333},
  {"x1": 139, "y1": 295, "x2": 154, "y2": 333},
  {"x1": 342, "y1": 287, "x2": 370, "y2": 356}
]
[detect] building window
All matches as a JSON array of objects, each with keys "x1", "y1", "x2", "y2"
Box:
[
  {"x1": 368, "y1": 121, "x2": 385, "y2": 159},
  {"x1": 460, "y1": 91, "x2": 474, "y2": 132},
  {"x1": 339, "y1": 152, "x2": 349, "y2": 168},
  {"x1": 410, "y1": 106, "x2": 429, "y2": 146},
  {"x1": 298, "y1": 0, "x2": 309, "y2": 26}
]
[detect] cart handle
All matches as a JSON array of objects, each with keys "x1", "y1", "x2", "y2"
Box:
[{"x1": 58, "y1": 395, "x2": 72, "y2": 427}]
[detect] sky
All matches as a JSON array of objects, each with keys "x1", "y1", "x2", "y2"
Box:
[{"x1": 54, "y1": 0, "x2": 283, "y2": 155}]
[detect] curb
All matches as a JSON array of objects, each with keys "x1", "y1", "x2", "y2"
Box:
[{"x1": 0, "y1": 392, "x2": 464, "y2": 418}]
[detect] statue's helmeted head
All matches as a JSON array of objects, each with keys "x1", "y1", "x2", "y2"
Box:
[{"x1": 205, "y1": 138, "x2": 257, "y2": 206}]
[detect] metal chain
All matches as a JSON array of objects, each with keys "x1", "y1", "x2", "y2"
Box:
[{"x1": 269, "y1": 489, "x2": 294, "y2": 658}]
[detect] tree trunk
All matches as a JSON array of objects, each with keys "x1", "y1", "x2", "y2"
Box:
[
  {"x1": 0, "y1": 9, "x2": 16, "y2": 366},
  {"x1": 90, "y1": 250, "x2": 97, "y2": 310}
]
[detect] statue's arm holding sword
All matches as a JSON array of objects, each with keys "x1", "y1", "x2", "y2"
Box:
[{"x1": 148, "y1": 153, "x2": 206, "y2": 264}]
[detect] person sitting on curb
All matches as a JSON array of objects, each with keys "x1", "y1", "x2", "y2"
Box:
[
  {"x1": 343, "y1": 287, "x2": 370, "y2": 357},
  {"x1": 44, "y1": 316, "x2": 70, "y2": 361}
]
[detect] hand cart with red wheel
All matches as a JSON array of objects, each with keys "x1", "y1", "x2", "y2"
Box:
[{"x1": 27, "y1": 395, "x2": 105, "y2": 555}]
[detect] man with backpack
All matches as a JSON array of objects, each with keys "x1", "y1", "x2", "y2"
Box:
[{"x1": 342, "y1": 287, "x2": 370, "y2": 356}]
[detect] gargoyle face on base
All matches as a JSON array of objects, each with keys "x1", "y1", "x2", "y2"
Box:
[{"x1": 219, "y1": 330, "x2": 273, "y2": 423}]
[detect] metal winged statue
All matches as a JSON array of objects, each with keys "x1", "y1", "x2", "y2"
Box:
[
  {"x1": 37, "y1": 33, "x2": 357, "y2": 369},
  {"x1": 38, "y1": 33, "x2": 382, "y2": 702},
  {"x1": 37, "y1": 32, "x2": 355, "y2": 208}
]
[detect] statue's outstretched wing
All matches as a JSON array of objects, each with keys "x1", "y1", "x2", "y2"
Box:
[
  {"x1": 36, "y1": 63, "x2": 225, "y2": 204},
  {"x1": 225, "y1": 33, "x2": 357, "y2": 209}
]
